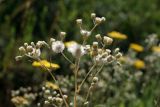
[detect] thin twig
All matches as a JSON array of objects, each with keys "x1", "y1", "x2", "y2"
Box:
[
  {"x1": 90, "y1": 24, "x2": 98, "y2": 33},
  {"x1": 61, "y1": 52, "x2": 74, "y2": 65},
  {"x1": 94, "y1": 64, "x2": 104, "y2": 76},
  {"x1": 77, "y1": 64, "x2": 96, "y2": 92}
]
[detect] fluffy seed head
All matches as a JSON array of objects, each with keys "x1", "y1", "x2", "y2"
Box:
[{"x1": 52, "y1": 41, "x2": 65, "y2": 53}]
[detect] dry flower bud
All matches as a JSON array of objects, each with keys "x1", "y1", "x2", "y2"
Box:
[
  {"x1": 92, "y1": 42, "x2": 98, "y2": 49},
  {"x1": 19, "y1": 46, "x2": 26, "y2": 54},
  {"x1": 15, "y1": 56, "x2": 23, "y2": 61},
  {"x1": 103, "y1": 36, "x2": 113, "y2": 45},
  {"x1": 24, "y1": 43, "x2": 28, "y2": 47},
  {"x1": 115, "y1": 52, "x2": 122, "y2": 58},
  {"x1": 93, "y1": 77, "x2": 98, "y2": 83},
  {"x1": 95, "y1": 17, "x2": 102, "y2": 24},
  {"x1": 60, "y1": 32, "x2": 66, "y2": 40},
  {"x1": 50, "y1": 38, "x2": 55, "y2": 43},
  {"x1": 101, "y1": 17, "x2": 106, "y2": 22},
  {"x1": 91, "y1": 13, "x2": 96, "y2": 18},
  {"x1": 114, "y1": 48, "x2": 120, "y2": 53},
  {"x1": 26, "y1": 46, "x2": 33, "y2": 52},
  {"x1": 31, "y1": 42, "x2": 35, "y2": 47},
  {"x1": 98, "y1": 49, "x2": 103, "y2": 54},
  {"x1": 44, "y1": 100, "x2": 49, "y2": 104},
  {"x1": 106, "y1": 49, "x2": 111, "y2": 54},
  {"x1": 55, "y1": 97, "x2": 63, "y2": 103},
  {"x1": 95, "y1": 34, "x2": 102, "y2": 41},
  {"x1": 76, "y1": 19, "x2": 82, "y2": 25},
  {"x1": 107, "y1": 55, "x2": 114, "y2": 62},
  {"x1": 63, "y1": 95, "x2": 68, "y2": 99},
  {"x1": 45, "y1": 90, "x2": 50, "y2": 94}
]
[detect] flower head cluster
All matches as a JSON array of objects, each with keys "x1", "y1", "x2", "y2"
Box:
[{"x1": 15, "y1": 41, "x2": 48, "y2": 61}]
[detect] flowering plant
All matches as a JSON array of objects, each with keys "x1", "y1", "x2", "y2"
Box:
[{"x1": 14, "y1": 13, "x2": 122, "y2": 107}]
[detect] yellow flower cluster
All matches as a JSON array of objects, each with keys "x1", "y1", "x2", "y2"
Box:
[
  {"x1": 130, "y1": 43, "x2": 144, "y2": 52},
  {"x1": 108, "y1": 31, "x2": 127, "y2": 40},
  {"x1": 133, "y1": 59, "x2": 145, "y2": 69},
  {"x1": 151, "y1": 46, "x2": 160, "y2": 52},
  {"x1": 45, "y1": 81, "x2": 59, "y2": 90},
  {"x1": 32, "y1": 60, "x2": 60, "y2": 69}
]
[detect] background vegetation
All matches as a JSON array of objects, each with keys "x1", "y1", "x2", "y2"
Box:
[{"x1": 0, "y1": 0, "x2": 160, "y2": 107}]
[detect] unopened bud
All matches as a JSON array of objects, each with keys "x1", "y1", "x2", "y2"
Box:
[
  {"x1": 19, "y1": 46, "x2": 26, "y2": 54},
  {"x1": 76, "y1": 19, "x2": 82, "y2": 26},
  {"x1": 95, "y1": 17, "x2": 102, "y2": 24},
  {"x1": 92, "y1": 42, "x2": 98, "y2": 49},
  {"x1": 103, "y1": 36, "x2": 113, "y2": 45},
  {"x1": 60, "y1": 32, "x2": 66, "y2": 40},
  {"x1": 92, "y1": 77, "x2": 98, "y2": 83},
  {"x1": 50, "y1": 38, "x2": 55, "y2": 43},
  {"x1": 115, "y1": 52, "x2": 122, "y2": 58},
  {"x1": 95, "y1": 34, "x2": 102, "y2": 41},
  {"x1": 15, "y1": 56, "x2": 23, "y2": 61},
  {"x1": 26, "y1": 46, "x2": 33, "y2": 52},
  {"x1": 101, "y1": 17, "x2": 106, "y2": 22},
  {"x1": 91, "y1": 13, "x2": 96, "y2": 19}
]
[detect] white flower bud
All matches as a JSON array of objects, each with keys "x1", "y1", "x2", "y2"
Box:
[
  {"x1": 76, "y1": 19, "x2": 82, "y2": 25},
  {"x1": 103, "y1": 36, "x2": 113, "y2": 45}
]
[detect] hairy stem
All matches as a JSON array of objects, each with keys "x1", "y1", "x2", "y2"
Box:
[{"x1": 61, "y1": 52, "x2": 74, "y2": 65}]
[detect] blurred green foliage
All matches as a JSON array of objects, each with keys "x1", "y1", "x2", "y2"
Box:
[{"x1": 0, "y1": 0, "x2": 160, "y2": 107}]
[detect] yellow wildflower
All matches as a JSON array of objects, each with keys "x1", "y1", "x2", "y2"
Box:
[
  {"x1": 45, "y1": 81, "x2": 59, "y2": 90},
  {"x1": 151, "y1": 46, "x2": 160, "y2": 52},
  {"x1": 130, "y1": 43, "x2": 144, "y2": 52},
  {"x1": 65, "y1": 41, "x2": 77, "y2": 47},
  {"x1": 108, "y1": 31, "x2": 127, "y2": 40},
  {"x1": 133, "y1": 59, "x2": 145, "y2": 69},
  {"x1": 32, "y1": 60, "x2": 60, "y2": 69}
]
